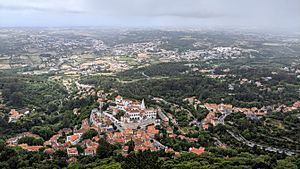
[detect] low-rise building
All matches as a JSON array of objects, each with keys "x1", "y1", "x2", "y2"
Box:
[
  {"x1": 67, "y1": 133, "x2": 82, "y2": 145},
  {"x1": 8, "y1": 109, "x2": 23, "y2": 123},
  {"x1": 84, "y1": 146, "x2": 97, "y2": 156},
  {"x1": 17, "y1": 144, "x2": 43, "y2": 152},
  {"x1": 67, "y1": 148, "x2": 79, "y2": 156},
  {"x1": 189, "y1": 147, "x2": 205, "y2": 155}
]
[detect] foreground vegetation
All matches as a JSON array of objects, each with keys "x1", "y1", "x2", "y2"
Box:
[{"x1": 1, "y1": 139, "x2": 299, "y2": 169}]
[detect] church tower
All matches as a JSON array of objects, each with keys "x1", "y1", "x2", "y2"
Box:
[{"x1": 141, "y1": 99, "x2": 145, "y2": 110}]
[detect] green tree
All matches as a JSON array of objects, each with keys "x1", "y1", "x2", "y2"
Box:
[
  {"x1": 126, "y1": 140, "x2": 135, "y2": 154},
  {"x1": 10, "y1": 92, "x2": 24, "y2": 107},
  {"x1": 18, "y1": 136, "x2": 44, "y2": 146},
  {"x1": 30, "y1": 126, "x2": 55, "y2": 140},
  {"x1": 122, "y1": 150, "x2": 162, "y2": 169},
  {"x1": 97, "y1": 138, "x2": 114, "y2": 158},
  {"x1": 81, "y1": 129, "x2": 98, "y2": 140},
  {"x1": 275, "y1": 160, "x2": 297, "y2": 169}
]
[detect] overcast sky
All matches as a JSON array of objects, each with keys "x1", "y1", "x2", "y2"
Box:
[{"x1": 0, "y1": 0, "x2": 299, "y2": 31}]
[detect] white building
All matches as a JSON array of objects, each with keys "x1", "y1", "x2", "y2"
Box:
[{"x1": 114, "y1": 96, "x2": 157, "y2": 123}]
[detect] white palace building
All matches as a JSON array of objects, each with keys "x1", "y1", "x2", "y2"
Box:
[{"x1": 114, "y1": 95, "x2": 157, "y2": 123}]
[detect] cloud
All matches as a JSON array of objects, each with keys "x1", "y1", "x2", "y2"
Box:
[
  {"x1": 0, "y1": 0, "x2": 85, "y2": 14},
  {"x1": 0, "y1": 4, "x2": 84, "y2": 14},
  {"x1": 0, "y1": 0, "x2": 299, "y2": 30},
  {"x1": 150, "y1": 11, "x2": 224, "y2": 19},
  {"x1": 86, "y1": 0, "x2": 224, "y2": 19}
]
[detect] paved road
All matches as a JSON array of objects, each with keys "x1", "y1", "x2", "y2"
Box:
[
  {"x1": 151, "y1": 138, "x2": 167, "y2": 150},
  {"x1": 215, "y1": 110, "x2": 298, "y2": 156},
  {"x1": 218, "y1": 110, "x2": 232, "y2": 125},
  {"x1": 226, "y1": 129, "x2": 298, "y2": 156},
  {"x1": 141, "y1": 72, "x2": 150, "y2": 79}
]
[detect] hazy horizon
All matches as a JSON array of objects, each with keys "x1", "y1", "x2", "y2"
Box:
[{"x1": 0, "y1": 0, "x2": 300, "y2": 32}]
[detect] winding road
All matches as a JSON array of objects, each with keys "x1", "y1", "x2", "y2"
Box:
[{"x1": 218, "y1": 111, "x2": 298, "y2": 156}]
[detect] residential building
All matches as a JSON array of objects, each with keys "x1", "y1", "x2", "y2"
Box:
[
  {"x1": 67, "y1": 148, "x2": 79, "y2": 156},
  {"x1": 189, "y1": 147, "x2": 205, "y2": 155},
  {"x1": 67, "y1": 133, "x2": 82, "y2": 145}
]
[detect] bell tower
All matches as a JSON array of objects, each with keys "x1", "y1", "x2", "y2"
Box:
[{"x1": 141, "y1": 99, "x2": 145, "y2": 110}]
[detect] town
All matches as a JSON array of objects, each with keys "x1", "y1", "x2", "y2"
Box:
[
  {"x1": 5, "y1": 86, "x2": 300, "y2": 162},
  {"x1": 5, "y1": 94, "x2": 208, "y2": 162}
]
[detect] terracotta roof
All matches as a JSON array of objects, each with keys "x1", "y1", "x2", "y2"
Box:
[
  {"x1": 44, "y1": 148, "x2": 55, "y2": 154},
  {"x1": 189, "y1": 147, "x2": 205, "y2": 155},
  {"x1": 85, "y1": 146, "x2": 97, "y2": 155},
  {"x1": 70, "y1": 135, "x2": 80, "y2": 142},
  {"x1": 293, "y1": 101, "x2": 300, "y2": 108},
  {"x1": 147, "y1": 125, "x2": 159, "y2": 135},
  {"x1": 202, "y1": 124, "x2": 209, "y2": 129},
  {"x1": 18, "y1": 144, "x2": 43, "y2": 151},
  {"x1": 9, "y1": 109, "x2": 21, "y2": 117},
  {"x1": 134, "y1": 145, "x2": 148, "y2": 151},
  {"x1": 115, "y1": 138, "x2": 125, "y2": 143},
  {"x1": 116, "y1": 95, "x2": 123, "y2": 99},
  {"x1": 67, "y1": 148, "x2": 78, "y2": 155},
  {"x1": 92, "y1": 136, "x2": 100, "y2": 142}
]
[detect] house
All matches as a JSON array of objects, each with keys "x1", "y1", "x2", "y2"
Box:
[
  {"x1": 134, "y1": 145, "x2": 149, "y2": 151},
  {"x1": 44, "y1": 148, "x2": 55, "y2": 154},
  {"x1": 18, "y1": 144, "x2": 43, "y2": 152},
  {"x1": 67, "y1": 133, "x2": 82, "y2": 145},
  {"x1": 92, "y1": 136, "x2": 100, "y2": 142},
  {"x1": 115, "y1": 95, "x2": 123, "y2": 103},
  {"x1": 67, "y1": 148, "x2": 79, "y2": 156},
  {"x1": 147, "y1": 125, "x2": 159, "y2": 136},
  {"x1": 202, "y1": 112, "x2": 217, "y2": 128},
  {"x1": 8, "y1": 109, "x2": 23, "y2": 123},
  {"x1": 166, "y1": 127, "x2": 173, "y2": 134},
  {"x1": 293, "y1": 101, "x2": 300, "y2": 109},
  {"x1": 6, "y1": 137, "x2": 19, "y2": 145},
  {"x1": 44, "y1": 134, "x2": 61, "y2": 148},
  {"x1": 189, "y1": 147, "x2": 205, "y2": 155},
  {"x1": 202, "y1": 124, "x2": 209, "y2": 129},
  {"x1": 204, "y1": 103, "x2": 219, "y2": 112},
  {"x1": 168, "y1": 134, "x2": 177, "y2": 138},
  {"x1": 84, "y1": 146, "x2": 97, "y2": 156}
]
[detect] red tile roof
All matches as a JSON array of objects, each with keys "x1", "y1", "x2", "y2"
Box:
[
  {"x1": 189, "y1": 147, "x2": 205, "y2": 155},
  {"x1": 18, "y1": 144, "x2": 43, "y2": 151},
  {"x1": 67, "y1": 148, "x2": 78, "y2": 156}
]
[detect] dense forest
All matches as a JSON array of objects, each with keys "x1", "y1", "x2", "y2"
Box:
[
  {"x1": 0, "y1": 74, "x2": 67, "y2": 111},
  {"x1": 0, "y1": 73, "x2": 99, "y2": 140},
  {"x1": 80, "y1": 61, "x2": 300, "y2": 108}
]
